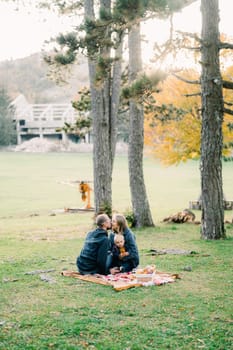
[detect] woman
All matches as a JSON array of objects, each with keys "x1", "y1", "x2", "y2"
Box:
[{"x1": 109, "y1": 213, "x2": 139, "y2": 273}]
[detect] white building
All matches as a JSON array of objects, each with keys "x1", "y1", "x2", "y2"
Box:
[{"x1": 10, "y1": 94, "x2": 90, "y2": 144}]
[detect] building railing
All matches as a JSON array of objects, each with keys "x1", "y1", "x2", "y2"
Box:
[{"x1": 14, "y1": 103, "x2": 79, "y2": 144}]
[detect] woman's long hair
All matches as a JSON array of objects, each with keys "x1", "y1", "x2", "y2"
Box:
[{"x1": 113, "y1": 214, "x2": 128, "y2": 234}]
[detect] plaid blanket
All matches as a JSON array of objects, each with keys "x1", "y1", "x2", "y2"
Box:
[{"x1": 61, "y1": 270, "x2": 180, "y2": 291}]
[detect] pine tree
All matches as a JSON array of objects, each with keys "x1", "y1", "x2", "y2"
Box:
[{"x1": 0, "y1": 89, "x2": 16, "y2": 146}]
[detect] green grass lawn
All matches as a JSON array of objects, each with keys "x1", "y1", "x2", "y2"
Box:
[
  {"x1": 0, "y1": 151, "x2": 233, "y2": 349},
  {"x1": 0, "y1": 151, "x2": 232, "y2": 221}
]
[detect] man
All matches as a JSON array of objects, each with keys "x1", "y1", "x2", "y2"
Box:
[{"x1": 76, "y1": 214, "x2": 112, "y2": 275}]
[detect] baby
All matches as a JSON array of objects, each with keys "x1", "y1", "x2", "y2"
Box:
[
  {"x1": 114, "y1": 234, "x2": 129, "y2": 259},
  {"x1": 111, "y1": 234, "x2": 133, "y2": 272}
]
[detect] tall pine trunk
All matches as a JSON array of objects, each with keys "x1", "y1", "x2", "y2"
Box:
[
  {"x1": 200, "y1": 0, "x2": 225, "y2": 239},
  {"x1": 128, "y1": 23, "x2": 154, "y2": 227},
  {"x1": 84, "y1": 0, "x2": 122, "y2": 215}
]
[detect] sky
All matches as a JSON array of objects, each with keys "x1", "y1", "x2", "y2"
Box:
[
  {"x1": 0, "y1": 2, "x2": 76, "y2": 62},
  {"x1": 0, "y1": 0, "x2": 232, "y2": 63}
]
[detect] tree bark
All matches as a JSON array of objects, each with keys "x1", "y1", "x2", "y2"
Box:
[
  {"x1": 84, "y1": 0, "x2": 122, "y2": 215},
  {"x1": 128, "y1": 23, "x2": 154, "y2": 227},
  {"x1": 200, "y1": 0, "x2": 225, "y2": 239}
]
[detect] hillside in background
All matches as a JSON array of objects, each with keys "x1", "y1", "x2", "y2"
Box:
[{"x1": 0, "y1": 52, "x2": 89, "y2": 104}]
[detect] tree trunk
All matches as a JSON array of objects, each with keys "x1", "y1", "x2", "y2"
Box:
[
  {"x1": 84, "y1": 0, "x2": 122, "y2": 215},
  {"x1": 200, "y1": 0, "x2": 225, "y2": 239},
  {"x1": 128, "y1": 23, "x2": 154, "y2": 227}
]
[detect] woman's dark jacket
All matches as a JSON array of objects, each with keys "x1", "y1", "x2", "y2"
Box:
[
  {"x1": 109, "y1": 228, "x2": 139, "y2": 269},
  {"x1": 77, "y1": 228, "x2": 110, "y2": 275}
]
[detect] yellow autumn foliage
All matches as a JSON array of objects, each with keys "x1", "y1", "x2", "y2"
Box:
[{"x1": 144, "y1": 69, "x2": 233, "y2": 165}]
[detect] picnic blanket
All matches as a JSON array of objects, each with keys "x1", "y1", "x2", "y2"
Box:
[{"x1": 61, "y1": 270, "x2": 180, "y2": 291}]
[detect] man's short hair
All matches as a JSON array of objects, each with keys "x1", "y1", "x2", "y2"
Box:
[{"x1": 96, "y1": 214, "x2": 109, "y2": 227}]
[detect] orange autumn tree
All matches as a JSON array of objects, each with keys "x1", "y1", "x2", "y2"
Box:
[
  {"x1": 144, "y1": 68, "x2": 233, "y2": 165},
  {"x1": 222, "y1": 64, "x2": 233, "y2": 156}
]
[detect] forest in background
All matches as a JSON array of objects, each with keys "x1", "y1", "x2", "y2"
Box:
[{"x1": 0, "y1": 52, "x2": 89, "y2": 104}]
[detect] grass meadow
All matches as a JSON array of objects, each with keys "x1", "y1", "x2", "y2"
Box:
[{"x1": 0, "y1": 151, "x2": 233, "y2": 350}]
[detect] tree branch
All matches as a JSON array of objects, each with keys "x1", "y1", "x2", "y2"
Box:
[
  {"x1": 176, "y1": 30, "x2": 201, "y2": 43},
  {"x1": 224, "y1": 107, "x2": 233, "y2": 116},
  {"x1": 183, "y1": 93, "x2": 201, "y2": 97},
  {"x1": 223, "y1": 80, "x2": 233, "y2": 90},
  {"x1": 172, "y1": 73, "x2": 200, "y2": 85},
  {"x1": 219, "y1": 42, "x2": 233, "y2": 50},
  {"x1": 180, "y1": 45, "x2": 201, "y2": 51},
  {"x1": 224, "y1": 101, "x2": 233, "y2": 107}
]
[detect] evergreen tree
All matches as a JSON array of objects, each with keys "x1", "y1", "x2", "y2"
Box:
[
  {"x1": 116, "y1": 0, "x2": 197, "y2": 226},
  {"x1": 0, "y1": 89, "x2": 16, "y2": 146},
  {"x1": 200, "y1": 0, "x2": 225, "y2": 239},
  {"x1": 128, "y1": 22, "x2": 154, "y2": 227}
]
